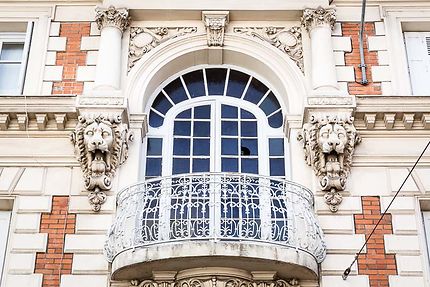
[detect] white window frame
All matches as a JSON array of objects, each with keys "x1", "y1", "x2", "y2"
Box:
[{"x1": 0, "y1": 209, "x2": 11, "y2": 286}]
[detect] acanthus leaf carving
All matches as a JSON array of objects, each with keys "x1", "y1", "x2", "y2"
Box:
[
  {"x1": 298, "y1": 113, "x2": 361, "y2": 212},
  {"x1": 95, "y1": 5, "x2": 130, "y2": 32},
  {"x1": 129, "y1": 26, "x2": 198, "y2": 71},
  {"x1": 233, "y1": 26, "x2": 303, "y2": 72},
  {"x1": 202, "y1": 11, "x2": 229, "y2": 47},
  {"x1": 301, "y1": 7, "x2": 336, "y2": 32}
]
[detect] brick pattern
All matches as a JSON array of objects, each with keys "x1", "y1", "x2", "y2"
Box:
[
  {"x1": 342, "y1": 23, "x2": 382, "y2": 95},
  {"x1": 354, "y1": 196, "x2": 397, "y2": 287},
  {"x1": 35, "y1": 196, "x2": 76, "y2": 287},
  {"x1": 52, "y1": 23, "x2": 90, "y2": 95}
]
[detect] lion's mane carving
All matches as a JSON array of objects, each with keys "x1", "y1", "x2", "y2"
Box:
[{"x1": 298, "y1": 114, "x2": 361, "y2": 212}]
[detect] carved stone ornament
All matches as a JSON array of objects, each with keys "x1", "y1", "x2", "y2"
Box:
[
  {"x1": 129, "y1": 26, "x2": 198, "y2": 70},
  {"x1": 233, "y1": 26, "x2": 303, "y2": 72},
  {"x1": 95, "y1": 6, "x2": 130, "y2": 32},
  {"x1": 70, "y1": 114, "x2": 133, "y2": 212},
  {"x1": 301, "y1": 7, "x2": 336, "y2": 32},
  {"x1": 202, "y1": 11, "x2": 229, "y2": 46},
  {"x1": 297, "y1": 114, "x2": 361, "y2": 212}
]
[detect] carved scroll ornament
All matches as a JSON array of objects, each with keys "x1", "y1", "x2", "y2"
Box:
[
  {"x1": 70, "y1": 115, "x2": 133, "y2": 211},
  {"x1": 298, "y1": 114, "x2": 361, "y2": 212}
]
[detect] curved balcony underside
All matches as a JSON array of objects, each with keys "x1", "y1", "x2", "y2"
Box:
[{"x1": 105, "y1": 173, "x2": 326, "y2": 280}]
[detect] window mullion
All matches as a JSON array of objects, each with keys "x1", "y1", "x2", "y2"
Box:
[{"x1": 19, "y1": 21, "x2": 33, "y2": 94}]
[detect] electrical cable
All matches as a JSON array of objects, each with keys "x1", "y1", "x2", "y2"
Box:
[{"x1": 342, "y1": 139, "x2": 430, "y2": 280}]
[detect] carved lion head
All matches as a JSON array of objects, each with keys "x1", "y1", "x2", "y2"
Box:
[
  {"x1": 318, "y1": 122, "x2": 347, "y2": 154},
  {"x1": 83, "y1": 120, "x2": 114, "y2": 153}
]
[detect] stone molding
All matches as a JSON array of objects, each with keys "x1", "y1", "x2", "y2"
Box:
[
  {"x1": 233, "y1": 26, "x2": 303, "y2": 72},
  {"x1": 95, "y1": 6, "x2": 130, "y2": 32},
  {"x1": 202, "y1": 11, "x2": 229, "y2": 46},
  {"x1": 301, "y1": 7, "x2": 336, "y2": 32}
]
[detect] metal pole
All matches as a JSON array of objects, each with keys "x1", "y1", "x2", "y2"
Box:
[{"x1": 358, "y1": 0, "x2": 369, "y2": 85}]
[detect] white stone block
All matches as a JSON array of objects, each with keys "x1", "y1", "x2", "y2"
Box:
[
  {"x1": 14, "y1": 213, "x2": 41, "y2": 233},
  {"x1": 4, "y1": 274, "x2": 43, "y2": 287},
  {"x1": 381, "y1": 81, "x2": 392, "y2": 95},
  {"x1": 76, "y1": 66, "x2": 96, "y2": 82},
  {"x1": 380, "y1": 196, "x2": 415, "y2": 214},
  {"x1": 72, "y1": 254, "x2": 109, "y2": 274},
  {"x1": 332, "y1": 37, "x2": 352, "y2": 52},
  {"x1": 10, "y1": 233, "x2": 47, "y2": 253},
  {"x1": 75, "y1": 214, "x2": 113, "y2": 234},
  {"x1": 396, "y1": 255, "x2": 423, "y2": 276},
  {"x1": 0, "y1": 167, "x2": 22, "y2": 192},
  {"x1": 54, "y1": 5, "x2": 94, "y2": 21},
  {"x1": 43, "y1": 66, "x2": 63, "y2": 81},
  {"x1": 318, "y1": 215, "x2": 354, "y2": 234},
  {"x1": 7, "y1": 253, "x2": 36, "y2": 274},
  {"x1": 49, "y1": 22, "x2": 61, "y2": 37},
  {"x1": 389, "y1": 168, "x2": 419, "y2": 193},
  {"x1": 415, "y1": 169, "x2": 430, "y2": 191},
  {"x1": 41, "y1": 81, "x2": 53, "y2": 95},
  {"x1": 90, "y1": 22, "x2": 101, "y2": 36},
  {"x1": 374, "y1": 21, "x2": 386, "y2": 36},
  {"x1": 45, "y1": 51, "x2": 57, "y2": 65},
  {"x1": 83, "y1": 81, "x2": 95, "y2": 94},
  {"x1": 69, "y1": 195, "x2": 115, "y2": 213},
  {"x1": 332, "y1": 23, "x2": 342, "y2": 36},
  {"x1": 336, "y1": 66, "x2": 355, "y2": 82},
  {"x1": 368, "y1": 36, "x2": 387, "y2": 51},
  {"x1": 86, "y1": 51, "x2": 98, "y2": 65},
  {"x1": 334, "y1": 51, "x2": 345, "y2": 66},
  {"x1": 392, "y1": 214, "x2": 418, "y2": 235},
  {"x1": 47, "y1": 37, "x2": 67, "y2": 51},
  {"x1": 64, "y1": 234, "x2": 105, "y2": 253},
  {"x1": 321, "y1": 275, "x2": 369, "y2": 287},
  {"x1": 17, "y1": 196, "x2": 51, "y2": 213},
  {"x1": 384, "y1": 235, "x2": 420, "y2": 254},
  {"x1": 316, "y1": 196, "x2": 362, "y2": 214},
  {"x1": 45, "y1": 168, "x2": 72, "y2": 195},
  {"x1": 60, "y1": 275, "x2": 108, "y2": 287},
  {"x1": 325, "y1": 234, "x2": 365, "y2": 254},
  {"x1": 377, "y1": 50, "x2": 389, "y2": 66},
  {"x1": 371, "y1": 66, "x2": 391, "y2": 82},
  {"x1": 346, "y1": 167, "x2": 389, "y2": 196},
  {"x1": 14, "y1": 168, "x2": 44, "y2": 193},
  {"x1": 80, "y1": 36, "x2": 100, "y2": 51},
  {"x1": 321, "y1": 254, "x2": 358, "y2": 275},
  {"x1": 389, "y1": 276, "x2": 425, "y2": 287},
  {"x1": 336, "y1": 6, "x2": 381, "y2": 22},
  {"x1": 338, "y1": 82, "x2": 349, "y2": 93},
  {"x1": 70, "y1": 167, "x2": 86, "y2": 195}
]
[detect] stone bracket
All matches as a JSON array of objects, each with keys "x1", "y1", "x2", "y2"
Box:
[{"x1": 202, "y1": 11, "x2": 229, "y2": 47}]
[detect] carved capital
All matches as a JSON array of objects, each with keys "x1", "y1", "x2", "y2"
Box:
[
  {"x1": 95, "y1": 6, "x2": 130, "y2": 32},
  {"x1": 298, "y1": 113, "x2": 361, "y2": 212},
  {"x1": 301, "y1": 7, "x2": 336, "y2": 32},
  {"x1": 202, "y1": 11, "x2": 229, "y2": 46},
  {"x1": 70, "y1": 114, "x2": 133, "y2": 211}
]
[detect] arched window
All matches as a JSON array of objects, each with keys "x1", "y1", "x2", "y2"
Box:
[{"x1": 143, "y1": 67, "x2": 288, "y2": 178}]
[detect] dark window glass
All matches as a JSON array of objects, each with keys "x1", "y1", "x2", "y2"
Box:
[
  {"x1": 145, "y1": 158, "x2": 162, "y2": 176},
  {"x1": 177, "y1": 109, "x2": 191, "y2": 118},
  {"x1": 260, "y1": 92, "x2": 280, "y2": 115},
  {"x1": 182, "y1": 70, "x2": 205, "y2": 98},
  {"x1": 173, "y1": 138, "x2": 190, "y2": 155},
  {"x1": 226, "y1": 70, "x2": 250, "y2": 98},
  {"x1": 147, "y1": 138, "x2": 163, "y2": 155},
  {"x1": 193, "y1": 121, "x2": 210, "y2": 137},
  {"x1": 222, "y1": 138, "x2": 238, "y2": 155},
  {"x1": 149, "y1": 111, "x2": 164, "y2": 127},
  {"x1": 221, "y1": 105, "x2": 238, "y2": 118},
  {"x1": 173, "y1": 158, "x2": 190, "y2": 174},
  {"x1": 243, "y1": 78, "x2": 268, "y2": 104},
  {"x1": 270, "y1": 159, "x2": 285, "y2": 176},
  {"x1": 241, "y1": 159, "x2": 258, "y2": 174},
  {"x1": 221, "y1": 121, "x2": 238, "y2": 136},
  {"x1": 268, "y1": 110, "x2": 283, "y2": 128},
  {"x1": 222, "y1": 158, "x2": 238, "y2": 172},
  {"x1": 206, "y1": 68, "x2": 227, "y2": 95},
  {"x1": 193, "y1": 139, "x2": 210, "y2": 155},
  {"x1": 193, "y1": 159, "x2": 210, "y2": 172},
  {"x1": 241, "y1": 139, "x2": 258, "y2": 155},
  {"x1": 174, "y1": 121, "x2": 191, "y2": 136},
  {"x1": 269, "y1": 138, "x2": 284, "y2": 156},
  {"x1": 240, "y1": 122, "x2": 257, "y2": 137},
  {"x1": 152, "y1": 93, "x2": 172, "y2": 114},
  {"x1": 240, "y1": 109, "x2": 256, "y2": 119},
  {"x1": 194, "y1": 105, "x2": 211, "y2": 119},
  {"x1": 164, "y1": 78, "x2": 188, "y2": 104}
]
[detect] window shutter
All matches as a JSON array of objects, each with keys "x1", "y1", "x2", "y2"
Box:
[
  {"x1": 0, "y1": 211, "x2": 11, "y2": 284},
  {"x1": 404, "y1": 32, "x2": 430, "y2": 95}
]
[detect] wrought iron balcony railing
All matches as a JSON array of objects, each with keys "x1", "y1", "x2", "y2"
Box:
[{"x1": 105, "y1": 173, "x2": 326, "y2": 265}]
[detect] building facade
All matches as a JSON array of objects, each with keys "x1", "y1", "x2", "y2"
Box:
[{"x1": 0, "y1": 0, "x2": 430, "y2": 287}]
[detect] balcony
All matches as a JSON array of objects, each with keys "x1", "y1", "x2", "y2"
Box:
[{"x1": 105, "y1": 173, "x2": 326, "y2": 281}]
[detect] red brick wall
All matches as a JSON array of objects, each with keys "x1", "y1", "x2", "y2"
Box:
[
  {"x1": 354, "y1": 196, "x2": 397, "y2": 287},
  {"x1": 342, "y1": 23, "x2": 382, "y2": 95},
  {"x1": 52, "y1": 23, "x2": 90, "y2": 95},
  {"x1": 35, "y1": 196, "x2": 75, "y2": 287}
]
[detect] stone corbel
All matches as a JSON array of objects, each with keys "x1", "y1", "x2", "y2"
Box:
[
  {"x1": 298, "y1": 112, "x2": 361, "y2": 212},
  {"x1": 202, "y1": 11, "x2": 229, "y2": 46}
]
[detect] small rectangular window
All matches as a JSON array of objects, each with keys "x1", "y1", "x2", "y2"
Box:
[{"x1": 404, "y1": 32, "x2": 430, "y2": 95}]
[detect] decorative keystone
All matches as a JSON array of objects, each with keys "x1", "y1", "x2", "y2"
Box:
[
  {"x1": 298, "y1": 113, "x2": 361, "y2": 212},
  {"x1": 301, "y1": 7, "x2": 336, "y2": 32},
  {"x1": 95, "y1": 6, "x2": 130, "y2": 32},
  {"x1": 202, "y1": 11, "x2": 229, "y2": 47}
]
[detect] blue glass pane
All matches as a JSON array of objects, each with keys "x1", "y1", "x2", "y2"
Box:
[
  {"x1": 193, "y1": 139, "x2": 210, "y2": 155},
  {"x1": 269, "y1": 138, "x2": 284, "y2": 156},
  {"x1": 173, "y1": 158, "x2": 190, "y2": 174},
  {"x1": 240, "y1": 109, "x2": 255, "y2": 119},
  {"x1": 149, "y1": 111, "x2": 164, "y2": 127},
  {"x1": 221, "y1": 105, "x2": 238, "y2": 118},
  {"x1": 194, "y1": 105, "x2": 211, "y2": 119},
  {"x1": 221, "y1": 121, "x2": 238, "y2": 136},
  {"x1": 268, "y1": 110, "x2": 283, "y2": 128},
  {"x1": 145, "y1": 158, "x2": 162, "y2": 176},
  {"x1": 222, "y1": 138, "x2": 238, "y2": 155},
  {"x1": 173, "y1": 138, "x2": 190, "y2": 155},
  {"x1": 260, "y1": 92, "x2": 280, "y2": 115},
  {"x1": 152, "y1": 93, "x2": 172, "y2": 114},
  {"x1": 206, "y1": 68, "x2": 227, "y2": 95},
  {"x1": 222, "y1": 158, "x2": 238, "y2": 172},
  {"x1": 226, "y1": 70, "x2": 250, "y2": 98},
  {"x1": 147, "y1": 138, "x2": 162, "y2": 155},
  {"x1": 164, "y1": 78, "x2": 188, "y2": 104},
  {"x1": 193, "y1": 159, "x2": 210, "y2": 172},
  {"x1": 243, "y1": 78, "x2": 268, "y2": 104},
  {"x1": 193, "y1": 121, "x2": 210, "y2": 137},
  {"x1": 174, "y1": 121, "x2": 191, "y2": 136},
  {"x1": 182, "y1": 70, "x2": 205, "y2": 98},
  {"x1": 177, "y1": 109, "x2": 191, "y2": 118},
  {"x1": 270, "y1": 159, "x2": 285, "y2": 176},
  {"x1": 241, "y1": 139, "x2": 258, "y2": 155},
  {"x1": 240, "y1": 122, "x2": 257, "y2": 137},
  {"x1": 241, "y1": 159, "x2": 258, "y2": 174}
]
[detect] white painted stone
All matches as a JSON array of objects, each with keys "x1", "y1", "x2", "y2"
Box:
[
  {"x1": 371, "y1": 66, "x2": 391, "y2": 82},
  {"x1": 389, "y1": 276, "x2": 425, "y2": 287},
  {"x1": 336, "y1": 6, "x2": 381, "y2": 22},
  {"x1": 14, "y1": 213, "x2": 41, "y2": 233},
  {"x1": 80, "y1": 36, "x2": 100, "y2": 51},
  {"x1": 392, "y1": 214, "x2": 418, "y2": 235},
  {"x1": 381, "y1": 81, "x2": 392, "y2": 95},
  {"x1": 70, "y1": 167, "x2": 86, "y2": 195},
  {"x1": 321, "y1": 275, "x2": 369, "y2": 287},
  {"x1": 69, "y1": 195, "x2": 115, "y2": 213},
  {"x1": 389, "y1": 168, "x2": 419, "y2": 192},
  {"x1": 45, "y1": 51, "x2": 57, "y2": 65},
  {"x1": 384, "y1": 234, "x2": 420, "y2": 254},
  {"x1": 321, "y1": 254, "x2": 358, "y2": 275},
  {"x1": 54, "y1": 5, "x2": 94, "y2": 21},
  {"x1": 75, "y1": 214, "x2": 113, "y2": 233},
  {"x1": 7, "y1": 253, "x2": 36, "y2": 274},
  {"x1": 14, "y1": 168, "x2": 44, "y2": 193},
  {"x1": 332, "y1": 23, "x2": 342, "y2": 36},
  {"x1": 4, "y1": 274, "x2": 43, "y2": 287},
  {"x1": 377, "y1": 50, "x2": 389, "y2": 66},
  {"x1": 60, "y1": 274, "x2": 109, "y2": 287},
  {"x1": 49, "y1": 22, "x2": 61, "y2": 37},
  {"x1": 332, "y1": 37, "x2": 352, "y2": 52},
  {"x1": 415, "y1": 168, "x2": 430, "y2": 191},
  {"x1": 396, "y1": 255, "x2": 423, "y2": 276},
  {"x1": 76, "y1": 66, "x2": 96, "y2": 82},
  {"x1": 0, "y1": 167, "x2": 21, "y2": 192},
  {"x1": 47, "y1": 37, "x2": 67, "y2": 51},
  {"x1": 43, "y1": 66, "x2": 63, "y2": 81},
  {"x1": 325, "y1": 234, "x2": 365, "y2": 254},
  {"x1": 346, "y1": 167, "x2": 389, "y2": 196},
  {"x1": 316, "y1": 196, "x2": 362, "y2": 214},
  {"x1": 338, "y1": 82, "x2": 349, "y2": 93},
  {"x1": 64, "y1": 234, "x2": 105, "y2": 253},
  {"x1": 86, "y1": 51, "x2": 98, "y2": 65},
  {"x1": 90, "y1": 22, "x2": 101, "y2": 36},
  {"x1": 83, "y1": 81, "x2": 95, "y2": 94},
  {"x1": 45, "y1": 168, "x2": 72, "y2": 195},
  {"x1": 334, "y1": 51, "x2": 345, "y2": 66},
  {"x1": 381, "y1": 196, "x2": 415, "y2": 214},
  {"x1": 336, "y1": 66, "x2": 355, "y2": 82},
  {"x1": 17, "y1": 196, "x2": 51, "y2": 213},
  {"x1": 72, "y1": 254, "x2": 109, "y2": 274},
  {"x1": 374, "y1": 21, "x2": 385, "y2": 36},
  {"x1": 10, "y1": 233, "x2": 47, "y2": 252},
  {"x1": 318, "y1": 215, "x2": 354, "y2": 234},
  {"x1": 41, "y1": 81, "x2": 53, "y2": 95},
  {"x1": 368, "y1": 36, "x2": 387, "y2": 51}
]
